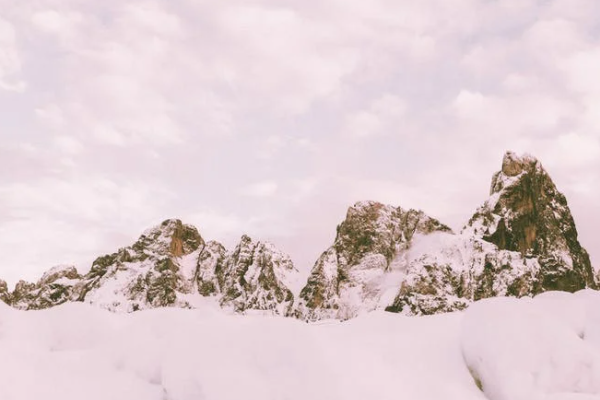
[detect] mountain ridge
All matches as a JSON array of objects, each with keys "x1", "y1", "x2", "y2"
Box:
[{"x1": 1, "y1": 151, "x2": 597, "y2": 319}]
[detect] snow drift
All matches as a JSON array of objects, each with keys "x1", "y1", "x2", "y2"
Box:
[{"x1": 1, "y1": 290, "x2": 600, "y2": 400}]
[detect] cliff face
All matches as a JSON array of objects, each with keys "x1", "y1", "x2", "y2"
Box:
[
  {"x1": 4, "y1": 266, "x2": 81, "y2": 310},
  {"x1": 386, "y1": 152, "x2": 596, "y2": 316},
  {"x1": 296, "y1": 201, "x2": 452, "y2": 320},
  {"x1": 474, "y1": 152, "x2": 596, "y2": 292},
  {"x1": 0, "y1": 219, "x2": 298, "y2": 315},
  {"x1": 219, "y1": 235, "x2": 297, "y2": 315}
]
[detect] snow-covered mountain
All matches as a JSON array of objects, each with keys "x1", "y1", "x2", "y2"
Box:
[
  {"x1": 385, "y1": 151, "x2": 597, "y2": 315},
  {"x1": 1, "y1": 219, "x2": 298, "y2": 314},
  {"x1": 0, "y1": 151, "x2": 597, "y2": 321},
  {"x1": 300, "y1": 151, "x2": 598, "y2": 319},
  {"x1": 295, "y1": 201, "x2": 452, "y2": 320}
]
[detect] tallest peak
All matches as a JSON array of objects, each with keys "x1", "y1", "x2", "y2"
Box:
[{"x1": 501, "y1": 151, "x2": 539, "y2": 177}]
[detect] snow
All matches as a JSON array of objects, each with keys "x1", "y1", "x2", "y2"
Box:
[
  {"x1": 2, "y1": 291, "x2": 600, "y2": 400},
  {"x1": 462, "y1": 291, "x2": 600, "y2": 400}
]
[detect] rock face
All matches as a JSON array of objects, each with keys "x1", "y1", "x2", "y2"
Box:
[
  {"x1": 219, "y1": 235, "x2": 297, "y2": 315},
  {"x1": 472, "y1": 151, "x2": 596, "y2": 292},
  {"x1": 386, "y1": 151, "x2": 597, "y2": 315},
  {"x1": 74, "y1": 219, "x2": 205, "y2": 312},
  {"x1": 296, "y1": 201, "x2": 452, "y2": 320},
  {"x1": 0, "y1": 219, "x2": 298, "y2": 315},
  {"x1": 0, "y1": 279, "x2": 9, "y2": 304},
  {"x1": 3, "y1": 266, "x2": 81, "y2": 310}
]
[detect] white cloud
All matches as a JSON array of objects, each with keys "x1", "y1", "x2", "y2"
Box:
[
  {"x1": 545, "y1": 132, "x2": 600, "y2": 169},
  {"x1": 241, "y1": 180, "x2": 279, "y2": 198},
  {"x1": 0, "y1": 17, "x2": 25, "y2": 91},
  {"x1": 344, "y1": 94, "x2": 407, "y2": 137},
  {"x1": 452, "y1": 90, "x2": 577, "y2": 136},
  {"x1": 1, "y1": 0, "x2": 600, "y2": 281}
]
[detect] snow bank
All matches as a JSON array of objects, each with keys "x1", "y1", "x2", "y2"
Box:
[
  {"x1": 2, "y1": 290, "x2": 600, "y2": 400},
  {"x1": 461, "y1": 291, "x2": 600, "y2": 400}
]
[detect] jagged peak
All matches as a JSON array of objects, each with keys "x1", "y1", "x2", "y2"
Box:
[
  {"x1": 239, "y1": 234, "x2": 254, "y2": 244},
  {"x1": 136, "y1": 218, "x2": 204, "y2": 257},
  {"x1": 38, "y1": 265, "x2": 80, "y2": 285},
  {"x1": 501, "y1": 151, "x2": 540, "y2": 176},
  {"x1": 490, "y1": 151, "x2": 545, "y2": 195},
  {"x1": 351, "y1": 200, "x2": 387, "y2": 209}
]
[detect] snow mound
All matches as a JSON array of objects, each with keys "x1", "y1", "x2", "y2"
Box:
[
  {"x1": 461, "y1": 292, "x2": 600, "y2": 400},
  {"x1": 2, "y1": 290, "x2": 600, "y2": 400}
]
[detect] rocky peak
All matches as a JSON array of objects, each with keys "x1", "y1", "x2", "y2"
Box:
[
  {"x1": 335, "y1": 201, "x2": 452, "y2": 266},
  {"x1": 39, "y1": 265, "x2": 81, "y2": 286},
  {"x1": 297, "y1": 201, "x2": 452, "y2": 320},
  {"x1": 219, "y1": 235, "x2": 297, "y2": 315},
  {"x1": 466, "y1": 151, "x2": 596, "y2": 292},
  {"x1": 1, "y1": 265, "x2": 81, "y2": 310},
  {"x1": 500, "y1": 151, "x2": 539, "y2": 176},
  {"x1": 136, "y1": 219, "x2": 204, "y2": 258}
]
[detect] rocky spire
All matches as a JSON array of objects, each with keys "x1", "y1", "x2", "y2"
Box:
[
  {"x1": 219, "y1": 235, "x2": 297, "y2": 315},
  {"x1": 466, "y1": 151, "x2": 596, "y2": 292}
]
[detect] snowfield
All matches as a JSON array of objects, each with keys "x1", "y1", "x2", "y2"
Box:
[{"x1": 1, "y1": 291, "x2": 600, "y2": 400}]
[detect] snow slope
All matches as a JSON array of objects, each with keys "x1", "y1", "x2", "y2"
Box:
[{"x1": 1, "y1": 290, "x2": 600, "y2": 400}]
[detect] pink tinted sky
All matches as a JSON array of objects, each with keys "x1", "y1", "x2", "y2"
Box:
[{"x1": 1, "y1": 0, "x2": 599, "y2": 285}]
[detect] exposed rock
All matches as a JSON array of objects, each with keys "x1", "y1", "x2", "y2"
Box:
[
  {"x1": 468, "y1": 151, "x2": 596, "y2": 292},
  {"x1": 195, "y1": 241, "x2": 227, "y2": 296},
  {"x1": 296, "y1": 201, "x2": 452, "y2": 320},
  {"x1": 26, "y1": 219, "x2": 299, "y2": 315},
  {"x1": 388, "y1": 151, "x2": 596, "y2": 315},
  {"x1": 0, "y1": 151, "x2": 595, "y2": 321},
  {"x1": 74, "y1": 219, "x2": 204, "y2": 312},
  {"x1": 3, "y1": 265, "x2": 81, "y2": 310},
  {"x1": 219, "y1": 235, "x2": 298, "y2": 315},
  {"x1": 0, "y1": 279, "x2": 10, "y2": 305}
]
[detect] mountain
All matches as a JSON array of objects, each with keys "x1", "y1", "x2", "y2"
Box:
[
  {"x1": 7, "y1": 265, "x2": 81, "y2": 310},
  {"x1": 219, "y1": 235, "x2": 298, "y2": 315},
  {"x1": 386, "y1": 151, "x2": 597, "y2": 315},
  {"x1": 295, "y1": 201, "x2": 452, "y2": 320},
  {"x1": 0, "y1": 219, "x2": 298, "y2": 314},
  {"x1": 0, "y1": 151, "x2": 597, "y2": 320}
]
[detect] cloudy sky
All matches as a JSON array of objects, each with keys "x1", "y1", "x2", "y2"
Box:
[{"x1": 1, "y1": 0, "x2": 599, "y2": 286}]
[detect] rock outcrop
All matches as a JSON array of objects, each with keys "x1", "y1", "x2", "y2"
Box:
[
  {"x1": 4, "y1": 265, "x2": 81, "y2": 310},
  {"x1": 296, "y1": 201, "x2": 451, "y2": 320},
  {"x1": 0, "y1": 219, "x2": 298, "y2": 315},
  {"x1": 74, "y1": 219, "x2": 204, "y2": 312},
  {"x1": 470, "y1": 151, "x2": 596, "y2": 292},
  {"x1": 219, "y1": 235, "x2": 297, "y2": 315},
  {"x1": 387, "y1": 151, "x2": 597, "y2": 315}
]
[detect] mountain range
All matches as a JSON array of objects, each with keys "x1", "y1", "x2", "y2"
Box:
[{"x1": 1, "y1": 151, "x2": 597, "y2": 320}]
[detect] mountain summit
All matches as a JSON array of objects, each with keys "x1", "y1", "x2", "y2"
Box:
[
  {"x1": 467, "y1": 151, "x2": 596, "y2": 292},
  {"x1": 385, "y1": 151, "x2": 597, "y2": 315},
  {"x1": 0, "y1": 152, "x2": 597, "y2": 319}
]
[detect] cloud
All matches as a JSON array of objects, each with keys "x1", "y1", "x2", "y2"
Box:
[
  {"x1": 241, "y1": 180, "x2": 279, "y2": 198},
  {"x1": 0, "y1": 17, "x2": 25, "y2": 91},
  {"x1": 1, "y1": 0, "x2": 600, "y2": 282},
  {"x1": 344, "y1": 94, "x2": 407, "y2": 138}
]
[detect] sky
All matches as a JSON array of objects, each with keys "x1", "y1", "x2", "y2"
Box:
[{"x1": 1, "y1": 0, "x2": 599, "y2": 286}]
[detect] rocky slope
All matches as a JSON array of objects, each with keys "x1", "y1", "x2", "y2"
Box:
[
  {"x1": 0, "y1": 219, "x2": 298, "y2": 314},
  {"x1": 386, "y1": 151, "x2": 597, "y2": 315},
  {"x1": 6, "y1": 265, "x2": 82, "y2": 310},
  {"x1": 295, "y1": 201, "x2": 452, "y2": 320}
]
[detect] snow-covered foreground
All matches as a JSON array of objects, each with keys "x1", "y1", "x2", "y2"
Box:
[{"x1": 1, "y1": 291, "x2": 600, "y2": 400}]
